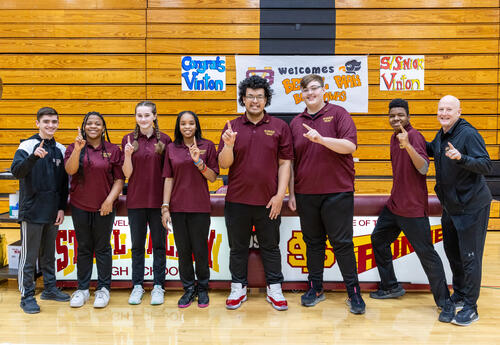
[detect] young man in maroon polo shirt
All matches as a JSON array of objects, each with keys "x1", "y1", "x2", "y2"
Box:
[
  {"x1": 218, "y1": 75, "x2": 293, "y2": 311},
  {"x1": 369, "y1": 98, "x2": 454, "y2": 322},
  {"x1": 288, "y1": 74, "x2": 365, "y2": 314}
]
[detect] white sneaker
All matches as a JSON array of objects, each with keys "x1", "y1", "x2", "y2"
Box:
[
  {"x1": 225, "y1": 283, "x2": 247, "y2": 310},
  {"x1": 93, "y1": 287, "x2": 110, "y2": 308},
  {"x1": 266, "y1": 283, "x2": 288, "y2": 311},
  {"x1": 128, "y1": 285, "x2": 145, "y2": 305},
  {"x1": 70, "y1": 289, "x2": 90, "y2": 308},
  {"x1": 151, "y1": 285, "x2": 165, "y2": 305}
]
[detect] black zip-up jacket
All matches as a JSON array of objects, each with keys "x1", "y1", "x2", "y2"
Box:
[
  {"x1": 10, "y1": 134, "x2": 68, "y2": 224},
  {"x1": 426, "y1": 118, "x2": 492, "y2": 215}
]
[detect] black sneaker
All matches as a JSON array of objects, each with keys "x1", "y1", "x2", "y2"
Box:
[
  {"x1": 438, "y1": 298, "x2": 455, "y2": 323},
  {"x1": 369, "y1": 285, "x2": 406, "y2": 299},
  {"x1": 347, "y1": 291, "x2": 366, "y2": 314},
  {"x1": 451, "y1": 306, "x2": 479, "y2": 326},
  {"x1": 198, "y1": 288, "x2": 209, "y2": 308},
  {"x1": 178, "y1": 286, "x2": 196, "y2": 308},
  {"x1": 301, "y1": 288, "x2": 325, "y2": 307},
  {"x1": 20, "y1": 297, "x2": 40, "y2": 314},
  {"x1": 450, "y1": 293, "x2": 465, "y2": 310},
  {"x1": 41, "y1": 287, "x2": 70, "y2": 302}
]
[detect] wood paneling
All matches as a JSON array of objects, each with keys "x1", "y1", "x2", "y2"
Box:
[
  {"x1": 0, "y1": 24, "x2": 146, "y2": 38},
  {"x1": 2, "y1": 85, "x2": 146, "y2": 100},
  {"x1": 147, "y1": 39, "x2": 259, "y2": 54},
  {"x1": 148, "y1": 0, "x2": 259, "y2": 8},
  {"x1": 147, "y1": 24, "x2": 259, "y2": 39},
  {"x1": 335, "y1": 0, "x2": 499, "y2": 8},
  {"x1": 147, "y1": 9, "x2": 259, "y2": 23},
  {"x1": 0, "y1": 70, "x2": 145, "y2": 84},
  {"x1": 0, "y1": 39, "x2": 145, "y2": 53},
  {"x1": 0, "y1": 10, "x2": 145, "y2": 23},
  {"x1": 0, "y1": 55, "x2": 145, "y2": 69},
  {"x1": 0, "y1": 0, "x2": 146, "y2": 9}
]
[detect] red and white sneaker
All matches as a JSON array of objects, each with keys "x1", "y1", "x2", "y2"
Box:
[
  {"x1": 226, "y1": 283, "x2": 247, "y2": 310},
  {"x1": 266, "y1": 283, "x2": 288, "y2": 311}
]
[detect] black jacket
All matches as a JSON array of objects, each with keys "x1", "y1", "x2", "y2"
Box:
[
  {"x1": 10, "y1": 134, "x2": 68, "y2": 224},
  {"x1": 427, "y1": 118, "x2": 492, "y2": 215}
]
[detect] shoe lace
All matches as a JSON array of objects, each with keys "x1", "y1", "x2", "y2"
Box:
[
  {"x1": 304, "y1": 288, "x2": 317, "y2": 298},
  {"x1": 95, "y1": 290, "x2": 107, "y2": 300},
  {"x1": 151, "y1": 286, "x2": 164, "y2": 298},
  {"x1": 131, "y1": 286, "x2": 143, "y2": 296},
  {"x1": 228, "y1": 286, "x2": 243, "y2": 299}
]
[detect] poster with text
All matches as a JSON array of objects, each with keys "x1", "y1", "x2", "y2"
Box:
[
  {"x1": 235, "y1": 55, "x2": 368, "y2": 113},
  {"x1": 380, "y1": 55, "x2": 425, "y2": 91},
  {"x1": 181, "y1": 56, "x2": 226, "y2": 91}
]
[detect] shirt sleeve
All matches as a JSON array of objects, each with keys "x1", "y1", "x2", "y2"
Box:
[
  {"x1": 162, "y1": 144, "x2": 174, "y2": 178},
  {"x1": 455, "y1": 129, "x2": 491, "y2": 175},
  {"x1": 205, "y1": 140, "x2": 220, "y2": 175},
  {"x1": 111, "y1": 145, "x2": 125, "y2": 180},
  {"x1": 336, "y1": 109, "x2": 357, "y2": 146},
  {"x1": 410, "y1": 130, "x2": 430, "y2": 163},
  {"x1": 278, "y1": 122, "x2": 294, "y2": 160}
]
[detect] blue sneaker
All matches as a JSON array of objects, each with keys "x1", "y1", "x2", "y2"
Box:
[
  {"x1": 20, "y1": 297, "x2": 40, "y2": 314},
  {"x1": 301, "y1": 288, "x2": 325, "y2": 307},
  {"x1": 452, "y1": 306, "x2": 479, "y2": 326}
]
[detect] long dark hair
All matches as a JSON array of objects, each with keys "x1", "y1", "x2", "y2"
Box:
[
  {"x1": 173, "y1": 111, "x2": 203, "y2": 146},
  {"x1": 76, "y1": 111, "x2": 112, "y2": 181},
  {"x1": 132, "y1": 101, "x2": 165, "y2": 154}
]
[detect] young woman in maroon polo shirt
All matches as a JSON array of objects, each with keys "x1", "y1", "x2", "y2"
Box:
[
  {"x1": 122, "y1": 101, "x2": 171, "y2": 306},
  {"x1": 161, "y1": 111, "x2": 219, "y2": 308},
  {"x1": 64, "y1": 111, "x2": 124, "y2": 309}
]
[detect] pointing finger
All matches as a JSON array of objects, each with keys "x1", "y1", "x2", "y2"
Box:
[
  {"x1": 77, "y1": 127, "x2": 82, "y2": 137},
  {"x1": 39, "y1": 139, "x2": 44, "y2": 149},
  {"x1": 399, "y1": 125, "x2": 407, "y2": 133},
  {"x1": 127, "y1": 135, "x2": 131, "y2": 145},
  {"x1": 193, "y1": 136, "x2": 197, "y2": 147},
  {"x1": 302, "y1": 123, "x2": 313, "y2": 131},
  {"x1": 227, "y1": 120, "x2": 232, "y2": 132},
  {"x1": 448, "y1": 142, "x2": 455, "y2": 150}
]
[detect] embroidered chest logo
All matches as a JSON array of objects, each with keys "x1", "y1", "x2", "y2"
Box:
[
  {"x1": 53, "y1": 158, "x2": 61, "y2": 167},
  {"x1": 199, "y1": 149, "x2": 207, "y2": 155},
  {"x1": 264, "y1": 130, "x2": 275, "y2": 136},
  {"x1": 323, "y1": 116, "x2": 333, "y2": 123},
  {"x1": 102, "y1": 152, "x2": 111, "y2": 158}
]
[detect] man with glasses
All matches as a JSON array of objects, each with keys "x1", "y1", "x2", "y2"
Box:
[
  {"x1": 288, "y1": 74, "x2": 365, "y2": 314},
  {"x1": 218, "y1": 75, "x2": 293, "y2": 311}
]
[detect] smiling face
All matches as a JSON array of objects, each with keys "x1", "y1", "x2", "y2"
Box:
[
  {"x1": 179, "y1": 112, "x2": 197, "y2": 140},
  {"x1": 36, "y1": 114, "x2": 59, "y2": 139},
  {"x1": 243, "y1": 88, "x2": 266, "y2": 117},
  {"x1": 437, "y1": 95, "x2": 461, "y2": 133},
  {"x1": 301, "y1": 80, "x2": 326, "y2": 110},
  {"x1": 388, "y1": 107, "x2": 409, "y2": 132},
  {"x1": 84, "y1": 114, "x2": 104, "y2": 141},
  {"x1": 135, "y1": 105, "x2": 156, "y2": 132}
]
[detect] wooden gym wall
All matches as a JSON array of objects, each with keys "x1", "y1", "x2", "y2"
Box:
[{"x1": 0, "y1": 0, "x2": 499, "y2": 227}]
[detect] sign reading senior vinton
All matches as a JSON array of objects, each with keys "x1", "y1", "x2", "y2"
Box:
[
  {"x1": 235, "y1": 55, "x2": 368, "y2": 113},
  {"x1": 380, "y1": 55, "x2": 425, "y2": 91}
]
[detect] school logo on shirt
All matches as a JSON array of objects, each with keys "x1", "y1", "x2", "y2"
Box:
[
  {"x1": 199, "y1": 149, "x2": 207, "y2": 155},
  {"x1": 102, "y1": 152, "x2": 111, "y2": 158},
  {"x1": 52, "y1": 158, "x2": 62, "y2": 167},
  {"x1": 323, "y1": 116, "x2": 333, "y2": 123},
  {"x1": 264, "y1": 129, "x2": 275, "y2": 136}
]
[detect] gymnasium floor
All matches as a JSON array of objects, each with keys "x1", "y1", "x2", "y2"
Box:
[{"x1": 0, "y1": 232, "x2": 499, "y2": 345}]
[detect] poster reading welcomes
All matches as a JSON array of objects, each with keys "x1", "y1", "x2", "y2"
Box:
[{"x1": 235, "y1": 55, "x2": 368, "y2": 113}]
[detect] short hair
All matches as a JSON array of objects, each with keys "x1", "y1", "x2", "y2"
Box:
[
  {"x1": 238, "y1": 75, "x2": 272, "y2": 107},
  {"x1": 300, "y1": 74, "x2": 324, "y2": 89},
  {"x1": 388, "y1": 98, "x2": 409, "y2": 117},
  {"x1": 37, "y1": 107, "x2": 58, "y2": 121}
]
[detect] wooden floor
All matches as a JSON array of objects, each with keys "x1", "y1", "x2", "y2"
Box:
[{"x1": 1, "y1": 233, "x2": 499, "y2": 345}]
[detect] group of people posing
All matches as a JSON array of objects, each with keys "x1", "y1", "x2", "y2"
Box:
[{"x1": 11, "y1": 74, "x2": 491, "y2": 328}]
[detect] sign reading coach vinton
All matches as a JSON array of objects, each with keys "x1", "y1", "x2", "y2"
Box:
[{"x1": 235, "y1": 56, "x2": 368, "y2": 113}]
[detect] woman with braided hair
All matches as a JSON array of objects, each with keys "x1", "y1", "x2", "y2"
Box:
[
  {"x1": 64, "y1": 111, "x2": 124, "y2": 309},
  {"x1": 122, "y1": 101, "x2": 171, "y2": 305}
]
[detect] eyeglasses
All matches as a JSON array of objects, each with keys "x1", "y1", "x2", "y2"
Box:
[
  {"x1": 244, "y1": 95, "x2": 266, "y2": 101},
  {"x1": 301, "y1": 85, "x2": 322, "y2": 94}
]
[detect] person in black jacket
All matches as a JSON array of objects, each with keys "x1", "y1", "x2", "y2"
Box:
[
  {"x1": 10, "y1": 107, "x2": 70, "y2": 314},
  {"x1": 427, "y1": 95, "x2": 492, "y2": 326}
]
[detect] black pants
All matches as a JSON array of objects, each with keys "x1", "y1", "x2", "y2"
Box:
[
  {"x1": 171, "y1": 212, "x2": 210, "y2": 289},
  {"x1": 296, "y1": 192, "x2": 359, "y2": 296},
  {"x1": 442, "y1": 204, "x2": 490, "y2": 309},
  {"x1": 371, "y1": 206, "x2": 450, "y2": 307},
  {"x1": 71, "y1": 205, "x2": 115, "y2": 291},
  {"x1": 128, "y1": 208, "x2": 166, "y2": 286},
  {"x1": 225, "y1": 202, "x2": 283, "y2": 286},
  {"x1": 18, "y1": 221, "x2": 58, "y2": 299}
]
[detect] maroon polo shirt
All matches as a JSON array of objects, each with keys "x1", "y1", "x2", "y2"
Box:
[
  {"x1": 290, "y1": 103, "x2": 357, "y2": 194},
  {"x1": 386, "y1": 123, "x2": 429, "y2": 218},
  {"x1": 217, "y1": 112, "x2": 294, "y2": 206},
  {"x1": 121, "y1": 131, "x2": 171, "y2": 209},
  {"x1": 162, "y1": 138, "x2": 219, "y2": 213},
  {"x1": 65, "y1": 141, "x2": 124, "y2": 212}
]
